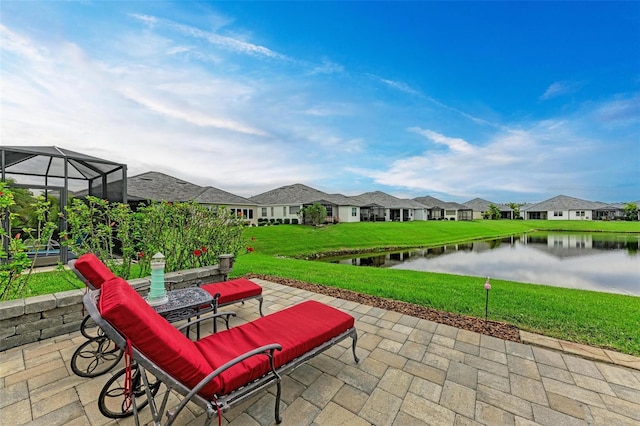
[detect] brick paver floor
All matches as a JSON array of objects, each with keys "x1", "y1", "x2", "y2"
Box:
[{"x1": 1, "y1": 279, "x2": 639, "y2": 425}]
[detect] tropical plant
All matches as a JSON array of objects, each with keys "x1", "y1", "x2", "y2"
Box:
[
  {"x1": 623, "y1": 202, "x2": 638, "y2": 221},
  {"x1": 62, "y1": 197, "x2": 139, "y2": 279},
  {"x1": 136, "y1": 201, "x2": 246, "y2": 273},
  {"x1": 484, "y1": 203, "x2": 502, "y2": 220},
  {"x1": 1, "y1": 182, "x2": 57, "y2": 300},
  {"x1": 299, "y1": 202, "x2": 327, "y2": 226},
  {"x1": 62, "y1": 198, "x2": 247, "y2": 278},
  {"x1": 509, "y1": 202, "x2": 523, "y2": 219}
]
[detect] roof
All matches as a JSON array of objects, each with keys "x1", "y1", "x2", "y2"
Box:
[
  {"x1": 1, "y1": 145, "x2": 125, "y2": 181},
  {"x1": 414, "y1": 196, "x2": 471, "y2": 210},
  {"x1": 126, "y1": 171, "x2": 205, "y2": 202},
  {"x1": 193, "y1": 186, "x2": 256, "y2": 206},
  {"x1": 463, "y1": 198, "x2": 514, "y2": 212},
  {"x1": 595, "y1": 201, "x2": 640, "y2": 210},
  {"x1": 521, "y1": 195, "x2": 608, "y2": 211},
  {"x1": 75, "y1": 171, "x2": 255, "y2": 205},
  {"x1": 352, "y1": 191, "x2": 424, "y2": 209},
  {"x1": 249, "y1": 183, "x2": 360, "y2": 206}
]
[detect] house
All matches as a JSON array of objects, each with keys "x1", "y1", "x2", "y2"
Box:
[
  {"x1": 191, "y1": 186, "x2": 259, "y2": 225},
  {"x1": 248, "y1": 183, "x2": 362, "y2": 224},
  {"x1": 521, "y1": 195, "x2": 607, "y2": 221},
  {"x1": 413, "y1": 196, "x2": 473, "y2": 221},
  {"x1": 463, "y1": 198, "x2": 515, "y2": 219},
  {"x1": 351, "y1": 191, "x2": 427, "y2": 222},
  {"x1": 74, "y1": 171, "x2": 259, "y2": 225},
  {"x1": 593, "y1": 201, "x2": 640, "y2": 221}
]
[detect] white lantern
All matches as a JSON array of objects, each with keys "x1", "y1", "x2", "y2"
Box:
[{"x1": 147, "y1": 252, "x2": 168, "y2": 306}]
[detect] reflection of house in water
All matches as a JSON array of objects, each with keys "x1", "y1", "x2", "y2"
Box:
[
  {"x1": 522, "y1": 233, "x2": 596, "y2": 259},
  {"x1": 521, "y1": 233, "x2": 639, "y2": 259},
  {"x1": 333, "y1": 243, "x2": 477, "y2": 267},
  {"x1": 329, "y1": 232, "x2": 639, "y2": 268}
]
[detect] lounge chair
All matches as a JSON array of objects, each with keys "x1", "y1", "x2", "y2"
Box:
[
  {"x1": 70, "y1": 253, "x2": 263, "y2": 333},
  {"x1": 69, "y1": 253, "x2": 262, "y2": 378},
  {"x1": 85, "y1": 276, "x2": 359, "y2": 425}
]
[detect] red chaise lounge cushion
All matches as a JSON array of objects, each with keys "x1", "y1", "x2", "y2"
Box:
[
  {"x1": 195, "y1": 300, "x2": 354, "y2": 395},
  {"x1": 200, "y1": 278, "x2": 262, "y2": 305},
  {"x1": 98, "y1": 277, "x2": 218, "y2": 396},
  {"x1": 98, "y1": 277, "x2": 355, "y2": 398},
  {"x1": 75, "y1": 253, "x2": 116, "y2": 289}
]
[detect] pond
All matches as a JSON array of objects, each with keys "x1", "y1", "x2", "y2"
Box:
[{"x1": 323, "y1": 232, "x2": 640, "y2": 296}]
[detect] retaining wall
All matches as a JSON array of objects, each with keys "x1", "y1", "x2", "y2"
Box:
[{"x1": 0, "y1": 264, "x2": 230, "y2": 351}]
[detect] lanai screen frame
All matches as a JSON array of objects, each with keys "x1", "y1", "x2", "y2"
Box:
[{"x1": 1, "y1": 146, "x2": 127, "y2": 264}]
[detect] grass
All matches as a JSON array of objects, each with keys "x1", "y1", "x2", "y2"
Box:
[
  {"x1": 231, "y1": 220, "x2": 640, "y2": 355},
  {"x1": 15, "y1": 219, "x2": 640, "y2": 355}
]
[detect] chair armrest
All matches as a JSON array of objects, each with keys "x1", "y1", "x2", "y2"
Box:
[{"x1": 166, "y1": 343, "x2": 283, "y2": 425}]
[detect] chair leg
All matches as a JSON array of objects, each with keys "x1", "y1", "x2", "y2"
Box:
[
  {"x1": 257, "y1": 295, "x2": 264, "y2": 317},
  {"x1": 351, "y1": 330, "x2": 360, "y2": 363},
  {"x1": 274, "y1": 377, "x2": 282, "y2": 424}
]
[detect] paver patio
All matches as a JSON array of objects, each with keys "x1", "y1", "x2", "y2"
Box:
[{"x1": 1, "y1": 278, "x2": 639, "y2": 425}]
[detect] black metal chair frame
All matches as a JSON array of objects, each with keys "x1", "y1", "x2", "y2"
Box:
[{"x1": 83, "y1": 289, "x2": 359, "y2": 425}]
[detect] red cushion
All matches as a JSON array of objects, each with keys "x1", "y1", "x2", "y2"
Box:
[
  {"x1": 98, "y1": 277, "x2": 219, "y2": 396},
  {"x1": 200, "y1": 278, "x2": 262, "y2": 305},
  {"x1": 74, "y1": 253, "x2": 116, "y2": 289},
  {"x1": 195, "y1": 300, "x2": 354, "y2": 395}
]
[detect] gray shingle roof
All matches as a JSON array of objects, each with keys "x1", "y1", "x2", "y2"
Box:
[
  {"x1": 193, "y1": 186, "x2": 256, "y2": 206},
  {"x1": 249, "y1": 183, "x2": 329, "y2": 204},
  {"x1": 352, "y1": 191, "x2": 423, "y2": 209},
  {"x1": 521, "y1": 195, "x2": 608, "y2": 211},
  {"x1": 413, "y1": 196, "x2": 470, "y2": 210},
  {"x1": 249, "y1": 183, "x2": 360, "y2": 206},
  {"x1": 74, "y1": 171, "x2": 254, "y2": 205},
  {"x1": 463, "y1": 198, "x2": 514, "y2": 212},
  {"x1": 126, "y1": 171, "x2": 205, "y2": 202}
]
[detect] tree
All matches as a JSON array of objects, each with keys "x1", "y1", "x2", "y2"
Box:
[
  {"x1": 509, "y1": 202, "x2": 523, "y2": 219},
  {"x1": 299, "y1": 202, "x2": 327, "y2": 226},
  {"x1": 623, "y1": 202, "x2": 639, "y2": 221},
  {"x1": 485, "y1": 203, "x2": 501, "y2": 220}
]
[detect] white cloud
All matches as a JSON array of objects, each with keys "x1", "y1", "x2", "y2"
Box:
[
  {"x1": 370, "y1": 74, "x2": 422, "y2": 96},
  {"x1": 118, "y1": 87, "x2": 269, "y2": 136},
  {"x1": 540, "y1": 80, "x2": 582, "y2": 100},
  {"x1": 350, "y1": 120, "x2": 598, "y2": 199},
  {"x1": 594, "y1": 95, "x2": 640, "y2": 124},
  {"x1": 1, "y1": 7, "x2": 637, "y2": 204},
  {"x1": 0, "y1": 25, "x2": 46, "y2": 62},
  {"x1": 408, "y1": 128, "x2": 475, "y2": 153},
  {"x1": 310, "y1": 58, "x2": 344, "y2": 75}
]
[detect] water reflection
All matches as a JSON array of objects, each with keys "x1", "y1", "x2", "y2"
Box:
[{"x1": 324, "y1": 232, "x2": 640, "y2": 296}]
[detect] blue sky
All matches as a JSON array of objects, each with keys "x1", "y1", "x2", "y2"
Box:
[{"x1": 1, "y1": 1, "x2": 639, "y2": 203}]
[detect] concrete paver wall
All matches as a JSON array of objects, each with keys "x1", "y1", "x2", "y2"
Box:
[{"x1": 0, "y1": 265, "x2": 228, "y2": 351}]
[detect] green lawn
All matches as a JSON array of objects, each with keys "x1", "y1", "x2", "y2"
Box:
[
  {"x1": 231, "y1": 220, "x2": 640, "y2": 355},
  {"x1": 16, "y1": 219, "x2": 640, "y2": 355}
]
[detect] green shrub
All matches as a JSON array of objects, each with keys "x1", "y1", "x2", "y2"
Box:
[{"x1": 62, "y1": 197, "x2": 246, "y2": 278}]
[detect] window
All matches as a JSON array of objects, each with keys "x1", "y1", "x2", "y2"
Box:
[
  {"x1": 283, "y1": 207, "x2": 287, "y2": 216},
  {"x1": 270, "y1": 207, "x2": 274, "y2": 217},
  {"x1": 352, "y1": 207, "x2": 357, "y2": 217},
  {"x1": 554, "y1": 211, "x2": 563, "y2": 217},
  {"x1": 445, "y1": 210, "x2": 455, "y2": 216},
  {"x1": 289, "y1": 205, "x2": 300, "y2": 215},
  {"x1": 239, "y1": 208, "x2": 253, "y2": 219},
  {"x1": 261, "y1": 207, "x2": 267, "y2": 217},
  {"x1": 577, "y1": 211, "x2": 585, "y2": 217}
]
